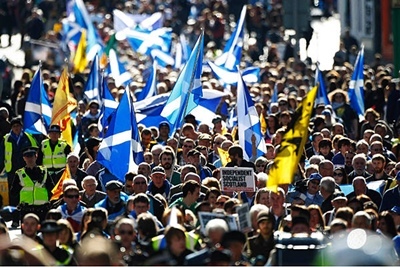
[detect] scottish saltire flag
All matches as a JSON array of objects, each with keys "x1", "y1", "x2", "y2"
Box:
[
  {"x1": 348, "y1": 46, "x2": 365, "y2": 121},
  {"x1": 83, "y1": 53, "x2": 101, "y2": 105},
  {"x1": 236, "y1": 71, "x2": 266, "y2": 161},
  {"x1": 70, "y1": 0, "x2": 103, "y2": 60},
  {"x1": 113, "y1": 10, "x2": 164, "y2": 32},
  {"x1": 113, "y1": 9, "x2": 136, "y2": 32},
  {"x1": 174, "y1": 34, "x2": 192, "y2": 70},
  {"x1": 120, "y1": 27, "x2": 172, "y2": 55},
  {"x1": 160, "y1": 32, "x2": 204, "y2": 135},
  {"x1": 315, "y1": 65, "x2": 330, "y2": 105},
  {"x1": 97, "y1": 87, "x2": 144, "y2": 181},
  {"x1": 135, "y1": 60, "x2": 157, "y2": 101},
  {"x1": 214, "y1": 5, "x2": 246, "y2": 70},
  {"x1": 24, "y1": 68, "x2": 52, "y2": 135},
  {"x1": 139, "y1": 12, "x2": 164, "y2": 30},
  {"x1": 61, "y1": 20, "x2": 82, "y2": 54},
  {"x1": 226, "y1": 106, "x2": 238, "y2": 130},
  {"x1": 98, "y1": 75, "x2": 118, "y2": 134},
  {"x1": 107, "y1": 48, "x2": 132, "y2": 87},
  {"x1": 135, "y1": 89, "x2": 228, "y2": 128}
]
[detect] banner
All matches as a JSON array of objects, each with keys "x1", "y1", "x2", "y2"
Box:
[{"x1": 220, "y1": 167, "x2": 255, "y2": 193}]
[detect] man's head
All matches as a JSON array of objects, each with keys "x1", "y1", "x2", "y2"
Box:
[
  {"x1": 179, "y1": 164, "x2": 197, "y2": 183},
  {"x1": 140, "y1": 128, "x2": 153, "y2": 148},
  {"x1": 352, "y1": 154, "x2": 367, "y2": 173},
  {"x1": 10, "y1": 117, "x2": 23, "y2": 135},
  {"x1": 352, "y1": 211, "x2": 372, "y2": 230},
  {"x1": 48, "y1": 124, "x2": 62, "y2": 142},
  {"x1": 319, "y1": 177, "x2": 336, "y2": 199},
  {"x1": 151, "y1": 145, "x2": 163, "y2": 165},
  {"x1": 22, "y1": 146, "x2": 38, "y2": 166},
  {"x1": 124, "y1": 172, "x2": 135, "y2": 195},
  {"x1": 370, "y1": 140, "x2": 384, "y2": 156},
  {"x1": 22, "y1": 213, "x2": 40, "y2": 238},
  {"x1": 182, "y1": 138, "x2": 195, "y2": 156},
  {"x1": 132, "y1": 174, "x2": 148, "y2": 194},
  {"x1": 67, "y1": 153, "x2": 80, "y2": 171},
  {"x1": 150, "y1": 166, "x2": 166, "y2": 188},
  {"x1": 371, "y1": 154, "x2": 386, "y2": 174},
  {"x1": 82, "y1": 176, "x2": 98, "y2": 196},
  {"x1": 187, "y1": 149, "x2": 201, "y2": 167},
  {"x1": 256, "y1": 210, "x2": 275, "y2": 236},
  {"x1": 198, "y1": 133, "x2": 212, "y2": 148},
  {"x1": 132, "y1": 193, "x2": 150, "y2": 215},
  {"x1": 158, "y1": 121, "x2": 170, "y2": 138},
  {"x1": 270, "y1": 187, "x2": 285, "y2": 215},
  {"x1": 63, "y1": 185, "x2": 80, "y2": 209},
  {"x1": 105, "y1": 180, "x2": 123, "y2": 204},
  {"x1": 319, "y1": 160, "x2": 334, "y2": 177},
  {"x1": 352, "y1": 176, "x2": 367, "y2": 196},
  {"x1": 138, "y1": 162, "x2": 151, "y2": 177},
  {"x1": 182, "y1": 180, "x2": 201, "y2": 204},
  {"x1": 311, "y1": 132, "x2": 323, "y2": 150},
  {"x1": 228, "y1": 145, "x2": 244, "y2": 164},
  {"x1": 307, "y1": 173, "x2": 322, "y2": 194},
  {"x1": 160, "y1": 149, "x2": 175, "y2": 170},
  {"x1": 40, "y1": 220, "x2": 62, "y2": 247}
]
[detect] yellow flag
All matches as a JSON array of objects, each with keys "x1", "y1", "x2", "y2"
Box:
[
  {"x1": 51, "y1": 68, "x2": 77, "y2": 147},
  {"x1": 260, "y1": 113, "x2": 267, "y2": 135},
  {"x1": 267, "y1": 86, "x2": 317, "y2": 192},
  {"x1": 50, "y1": 165, "x2": 70, "y2": 200},
  {"x1": 217, "y1": 147, "x2": 231, "y2": 167},
  {"x1": 73, "y1": 29, "x2": 87, "y2": 74}
]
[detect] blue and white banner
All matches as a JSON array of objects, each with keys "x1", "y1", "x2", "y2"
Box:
[{"x1": 348, "y1": 46, "x2": 365, "y2": 121}]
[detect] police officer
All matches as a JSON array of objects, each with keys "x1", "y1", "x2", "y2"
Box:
[
  {"x1": 39, "y1": 220, "x2": 76, "y2": 265},
  {"x1": 37, "y1": 124, "x2": 71, "y2": 176},
  {"x1": 15, "y1": 146, "x2": 55, "y2": 223},
  {"x1": 0, "y1": 117, "x2": 37, "y2": 227}
]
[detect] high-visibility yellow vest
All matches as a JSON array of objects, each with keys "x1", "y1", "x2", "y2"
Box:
[
  {"x1": 17, "y1": 166, "x2": 49, "y2": 205},
  {"x1": 4, "y1": 133, "x2": 37, "y2": 172},
  {"x1": 151, "y1": 231, "x2": 201, "y2": 251},
  {"x1": 41, "y1": 139, "x2": 67, "y2": 169}
]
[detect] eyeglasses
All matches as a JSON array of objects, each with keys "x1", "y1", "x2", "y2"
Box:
[
  {"x1": 119, "y1": 230, "x2": 134, "y2": 235},
  {"x1": 134, "y1": 181, "x2": 147, "y2": 185},
  {"x1": 333, "y1": 172, "x2": 343, "y2": 177},
  {"x1": 279, "y1": 102, "x2": 287, "y2": 106},
  {"x1": 65, "y1": 194, "x2": 79, "y2": 199}
]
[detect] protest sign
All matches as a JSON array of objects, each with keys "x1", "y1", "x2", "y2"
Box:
[
  {"x1": 198, "y1": 211, "x2": 238, "y2": 235},
  {"x1": 220, "y1": 167, "x2": 255, "y2": 192},
  {"x1": 236, "y1": 203, "x2": 252, "y2": 233}
]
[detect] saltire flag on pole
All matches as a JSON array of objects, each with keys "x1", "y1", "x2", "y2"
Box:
[
  {"x1": 135, "y1": 89, "x2": 228, "y2": 128},
  {"x1": 267, "y1": 86, "x2": 318, "y2": 192},
  {"x1": 135, "y1": 60, "x2": 157, "y2": 101},
  {"x1": 315, "y1": 64, "x2": 330, "y2": 105},
  {"x1": 174, "y1": 34, "x2": 192, "y2": 70},
  {"x1": 51, "y1": 67, "x2": 78, "y2": 148},
  {"x1": 97, "y1": 87, "x2": 144, "y2": 181},
  {"x1": 83, "y1": 53, "x2": 101, "y2": 105},
  {"x1": 160, "y1": 32, "x2": 204, "y2": 135},
  {"x1": 348, "y1": 45, "x2": 365, "y2": 121},
  {"x1": 214, "y1": 5, "x2": 246, "y2": 70},
  {"x1": 24, "y1": 67, "x2": 52, "y2": 135},
  {"x1": 70, "y1": 0, "x2": 103, "y2": 60},
  {"x1": 98, "y1": 74, "x2": 118, "y2": 135},
  {"x1": 51, "y1": 165, "x2": 71, "y2": 200},
  {"x1": 107, "y1": 48, "x2": 132, "y2": 87},
  {"x1": 236, "y1": 70, "x2": 267, "y2": 161},
  {"x1": 72, "y1": 29, "x2": 87, "y2": 74}
]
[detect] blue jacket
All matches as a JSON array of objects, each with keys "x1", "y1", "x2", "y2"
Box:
[{"x1": 95, "y1": 194, "x2": 127, "y2": 221}]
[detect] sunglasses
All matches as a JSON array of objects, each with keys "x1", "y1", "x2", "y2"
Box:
[
  {"x1": 65, "y1": 194, "x2": 79, "y2": 199},
  {"x1": 333, "y1": 172, "x2": 343, "y2": 177},
  {"x1": 134, "y1": 181, "x2": 147, "y2": 185},
  {"x1": 119, "y1": 230, "x2": 134, "y2": 235}
]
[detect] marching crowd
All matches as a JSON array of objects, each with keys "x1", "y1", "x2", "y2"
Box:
[{"x1": 0, "y1": 0, "x2": 400, "y2": 266}]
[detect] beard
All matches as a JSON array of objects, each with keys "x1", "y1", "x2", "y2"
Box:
[{"x1": 162, "y1": 163, "x2": 172, "y2": 170}]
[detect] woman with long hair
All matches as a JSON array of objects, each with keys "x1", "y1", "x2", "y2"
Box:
[
  {"x1": 308, "y1": 205, "x2": 325, "y2": 232},
  {"x1": 377, "y1": 211, "x2": 398, "y2": 238},
  {"x1": 332, "y1": 166, "x2": 349, "y2": 184}
]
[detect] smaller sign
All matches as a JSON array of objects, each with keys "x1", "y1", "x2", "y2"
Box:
[
  {"x1": 0, "y1": 174, "x2": 9, "y2": 206},
  {"x1": 198, "y1": 211, "x2": 238, "y2": 235},
  {"x1": 220, "y1": 167, "x2": 255, "y2": 192},
  {"x1": 236, "y1": 203, "x2": 252, "y2": 233}
]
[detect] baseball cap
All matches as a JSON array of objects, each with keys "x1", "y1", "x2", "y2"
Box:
[
  {"x1": 198, "y1": 133, "x2": 212, "y2": 141},
  {"x1": 257, "y1": 210, "x2": 275, "y2": 224},
  {"x1": 309, "y1": 173, "x2": 322, "y2": 181},
  {"x1": 151, "y1": 166, "x2": 165, "y2": 175},
  {"x1": 390, "y1": 206, "x2": 400, "y2": 215},
  {"x1": 187, "y1": 149, "x2": 201, "y2": 157},
  {"x1": 158, "y1": 121, "x2": 170, "y2": 129}
]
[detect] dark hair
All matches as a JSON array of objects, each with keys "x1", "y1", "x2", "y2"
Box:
[
  {"x1": 124, "y1": 172, "x2": 136, "y2": 182},
  {"x1": 133, "y1": 193, "x2": 150, "y2": 205},
  {"x1": 164, "y1": 225, "x2": 186, "y2": 246},
  {"x1": 137, "y1": 213, "x2": 158, "y2": 241},
  {"x1": 378, "y1": 211, "x2": 398, "y2": 238},
  {"x1": 159, "y1": 149, "x2": 176, "y2": 162},
  {"x1": 228, "y1": 145, "x2": 243, "y2": 159},
  {"x1": 182, "y1": 180, "x2": 200, "y2": 198},
  {"x1": 204, "y1": 187, "x2": 221, "y2": 201},
  {"x1": 333, "y1": 166, "x2": 348, "y2": 184},
  {"x1": 337, "y1": 137, "x2": 351, "y2": 149},
  {"x1": 46, "y1": 209, "x2": 62, "y2": 221}
]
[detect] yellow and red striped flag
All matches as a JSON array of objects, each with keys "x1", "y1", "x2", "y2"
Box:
[{"x1": 50, "y1": 165, "x2": 71, "y2": 200}]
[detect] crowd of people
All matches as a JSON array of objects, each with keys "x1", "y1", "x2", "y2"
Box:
[{"x1": 0, "y1": 0, "x2": 400, "y2": 266}]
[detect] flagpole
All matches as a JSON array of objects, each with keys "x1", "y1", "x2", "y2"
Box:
[{"x1": 174, "y1": 31, "x2": 204, "y2": 154}]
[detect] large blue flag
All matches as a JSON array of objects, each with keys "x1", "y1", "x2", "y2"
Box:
[
  {"x1": 315, "y1": 65, "x2": 330, "y2": 105},
  {"x1": 83, "y1": 53, "x2": 101, "y2": 105},
  {"x1": 70, "y1": 0, "x2": 103, "y2": 60},
  {"x1": 160, "y1": 32, "x2": 204, "y2": 135},
  {"x1": 214, "y1": 5, "x2": 246, "y2": 71},
  {"x1": 174, "y1": 34, "x2": 192, "y2": 70},
  {"x1": 348, "y1": 46, "x2": 365, "y2": 121},
  {"x1": 236, "y1": 70, "x2": 266, "y2": 160},
  {"x1": 24, "y1": 68, "x2": 52, "y2": 135},
  {"x1": 97, "y1": 87, "x2": 144, "y2": 182},
  {"x1": 107, "y1": 48, "x2": 132, "y2": 87},
  {"x1": 135, "y1": 89, "x2": 228, "y2": 128},
  {"x1": 135, "y1": 60, "x2": 157, "y2": 101},
  {"x1": 98, "y1": 75, "x2": 118, "y2": 134}
]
